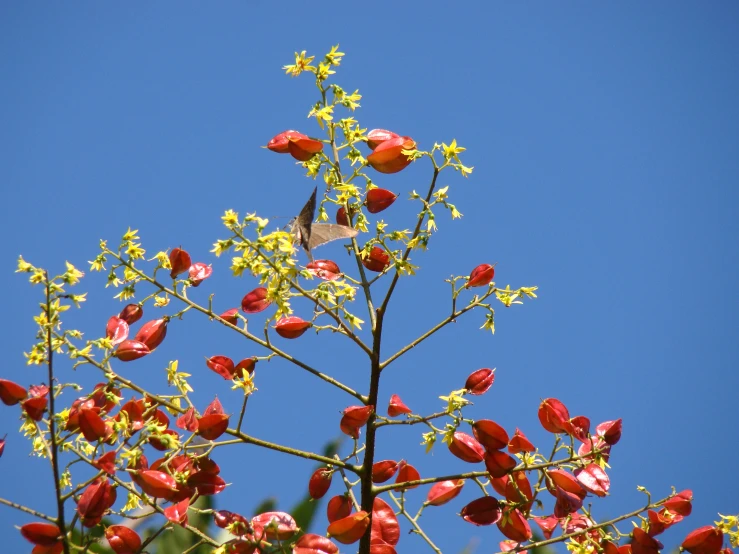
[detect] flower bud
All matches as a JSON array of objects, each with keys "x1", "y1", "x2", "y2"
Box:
[
  {"x1": 367, "y1": 129, "x2": 400, "y2": 150},
  {"x1": 0, "y1": 378, "x2": 28, "y2": 406},
  {"x1": 466, "y1": 263, "x2": 495, "y2": 288},
  {"x1": 327, "y1": 511, "x2": 370, "y2": 545},
  {"x1": 367, "y1": 135, "x2": 416, "y2": 174},
  {"x1": 134, "y1": 318, "x2": 168, "y2": 350},
  {"x1": 169, "y1": 248, "x2": 192, "y2": 278},
  {"x1": 267, "y1": 130, "x2": 323, "y2": 161},
  {"x1": 106, "y1": 316, "x2": 129, "y2": 346},
  {"x1": 426, "y1": 479, "x2": 464, "y2": 506},
  {"x1": 362, "y1": 246, "x2": 390, "y2": 272},
  {"x1": 118, "y1": 304, "x2": 143, "y2": 324},
  {"x1": 460, "y1": 496, "x2": 502, "y2": 526},
  {"x1": 448, "y1": 432, "x2": 485, "y2": 463},
  {"x1": 114, "y1": 340, "x2": 151, "y2": 362},
  {"x1": 308, "y1": 468, "x2": 332, "y2": 499},
  {"x1": 105, "y1": 525, "x2": 142, "y2": 554},
  {"x1": 241, "y1": 287, "x2": 271, "y2": 313},
  {"x1": 464, "y1": 368, "x2": 495, "y2": 395},
  {"x1": 365, "y1": 188, "x2": 398, "y2": 214},
  {"x1": 188, "y1": 262, "x2": 212, "y2": 286},
  {"x1": 387, "y1": 394, "x2": 411, "y2": 417},
  {"x1": 274, "y1": 316, "x2": 312, "y2": 339}
]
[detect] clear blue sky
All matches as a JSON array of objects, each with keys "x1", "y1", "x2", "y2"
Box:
[{"x1": 1, "y1": 3, "x2": 738, "y2": 553}]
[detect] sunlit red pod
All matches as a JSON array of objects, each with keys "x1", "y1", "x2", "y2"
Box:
[
  {"x1": 681, "y1": 526, "x2": 724, "y2": 554},
  {"x1": 132, "y1": 469, "x2": 178, "y2": 499},
  {"x1": 538, "y1": 398, "x2": 573, "y2": 434},
  {"x1": 497, "y1": 508, "x2": 532, "y2": 542},
  {"x1": 596, "y1": 419, "x2": 623, "y2": 445},
  {"x1": 460, "y1": 496, "x2": 502, "y2": 526},
  {"x1": 164, "y1": 498, "x2": 190, "y2": 526},
  {"x1": 207, "y1": 355, "x2": 236, "y2": 380},
  {"x1": 449, "y1": 432, "x2": 485, "y2": 463},
  {"x1": 367, "y1": 135, "x2": 416, "y2": 174},
  {"x1": 220, "y1": 308, "x2": 240, "y2": 325},
  {"x1": 647, "y1": 508, "x2": 684, "y2": 537},
  {"x1": 92, "y1": 451, "x2": 117, "y2": 475},
  {"x1": 394, "y1": 460, "x2": 420, "y2": 490},
  {"x1": 293, "y1": 533, "x2": 339, "y2": 554},
  {"x1": 241, "y1": 287, "x2": 271, "y2": 313},
  {"x1": 78, "y1": 408, "x2": 110, "y2": 442},
  {"x1": 327, "y1": 511, "x2": 370, "y2": 545},
  {"x1": 235, "y1": 358, "x2": 257, "y2": 376},
  {"x1": 466, "y1": 263, "x2": 495, "y2": 288},
  {"x1": 387, "y1": 394, "x2": 411, "y2": 417},
  {"x1": 187, "y1": 471, "x2": 226, "y2": 496},
  {"x1": 336, "y1": 206, "x2": 357, "y2": 226},
  {"x1": 213, "y1": 510, "x2": 250, "y2": 535},
  {"x1": 632, "y1": 527, "x2": 663, "y2": 554},
  {"x1": 504, "y1": 471, "x2": 534, "y2": 514},
  {"x1": 366, "y1": 129, "x2": 400, "y2": 150},
  {"x1": 508, "y1": 428, "x2": 536, "y2": 453},
  {"x1": 106, "y1": 316, "x2": 129, "y2": 346},
  {"x1": 532, "y1": 515, "x2": 559, "y2": 540},
  {"x1": 342, "y1": 405, "x2": 374, "y2": 428},
  {"x1": 148, "y1": 429, "x2": 179, "y2": 451},
  {"x1": 77, "y1": 477, "x2": 116, "y2": 527},
  {"x1": 105, "y1": 525, "x2": 142, "y2": 554},
  {"x1": 113, "y1": 340, "x2": 150, "y2": 362},
  {"x1": 362, "y1": 246, "x2": 390, "y2": 272},
  {"x1": 267, "y1": 130, "x2": 323, "y2": 161},
  {"x1": 306, "y1": 259, "x2": 342, "y2": 281},
  {"x1": 134, "y1": 318, "x2": 168, "y2": 350},
  {"x1": 189, "y1": 262, "x2": 213, "y2": 287},
  {"x1": 118, "y1": 303, "x2": 143, "y2": 324},
  {"x1": 472, "y1": 420, "x2": 509, "y2": 451},
  {"x1": 574, "y1": 463, "x2": 610, "y2": 497},
  {"x1": 308, "y1": 467, "x2": 332, "y2": 499},
  {"x1": 20, "y1": 522, "x2": 62, "y2": 547},
  {"x1": 372, "y1": 460, "x2": 399, "y2": 484},
  {"x1": 327, "y1": 495, "x2": 352, "y2": 523},
  {"x1": 664, "y1": 489, "x2": 693, "y2": 516},
  {"x1": 484, "y1": 450, "x2": 517, "y2": 478},
  {"x1": 274, "y1": 316, "x2": 312, "y2": 339},
  {"x1": 251, "y1": 511, "x2": 298, "y2": 540},
  {"x1": 371, "y1": 497, "x2": 399, "y2": 546},
  {"x1": 0, "y1": 378, "x2": 28, "y2": 406},
  {"x1": 365, "y1": 188, "x2": 398, "y2": 214},
  {"x1": 22, "y1": 395, "x2": 48, "y2": 421},
  {"x1": 569, "y1": 415, "x2": 591, "y2": 442},
  {"x1": 169, "y1": 248, "x2": 192, "y2": 278},
  {"x1": 426, "y1": 479, "x2": 464, "y2": 506},
  {"x1": 465, "y1": 368, "x2": 495, "y2": 395},
  {"x1": 198, "y1": 410, "x2": 230, "y2": 440}
]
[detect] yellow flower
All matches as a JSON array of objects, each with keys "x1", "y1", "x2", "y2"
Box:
[{"x1": 283, "y1": 50, "x2": 316, "y2": 77}]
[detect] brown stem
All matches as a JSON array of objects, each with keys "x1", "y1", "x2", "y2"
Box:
[
  {"x1": 388, "y1": 491, "x2": 441, "y2": 554},
  {"x1": 45, "y1": 274, "x2": 70, "y2": 554},
  {"x1": 0, "y1": 497, "x2": 56, "y2": 522}
]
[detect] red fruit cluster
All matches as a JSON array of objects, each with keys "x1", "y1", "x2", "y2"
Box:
[
  {"x1": 267, "y1": 130, "x2": 323, "y2": 161},
  {"x1": 169, "y1": 247, "x2": 212, "y2": 286},
  {"x1": 365, "y1": 129, "x2": 416, "y2": 174}
]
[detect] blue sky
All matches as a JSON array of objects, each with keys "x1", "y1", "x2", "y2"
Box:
[{"x1": 1, "y1": 3, "x2": 738, "y2": 553}]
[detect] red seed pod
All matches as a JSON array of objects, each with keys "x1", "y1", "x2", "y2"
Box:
[
  {"x1": 362, "y1": 246, "x2": 390, "y2": 272},
  {"x1": 92, "y1": 451, "x2": 117, "y2": 475},
  {"x1": 465, "y1": 368, "x2": 495, "y2": 395},
  {"x1": 394, "y1": 460, "x2": 421, "y2": 490},
  {"x1": 77, "y1": 477, "x2": 116, "y2": 527},
  {"x1": 327, "y1": 511, "x2": 370, "y2": 545},
  {"x1": 306, "y1": 259, "x2": 342, "y2": 281},
  {"x1": 371, "y1": 497, "x2": 400, "y2": 546},
  {"x1": 472, "y1": 420, "x2": 509, "y2": 451},
  {"x1": 497, "y1": 508, "x2": 532, "y2": 542},
  {"x1": 207, "y1": 355, "x2": 236, "y2": 380},
  {"x1": 187, "y1": 471, "x2": 226, "y2": 496},
  {"x1": 505, "y1": 471, "x2": 534, "y2": 514},
  {"x1": 578, "y1": 436, "x2": 611, "y2": 464},
  {"x1": 633, "y1": 527, "x2": 664, "y2": 554},
  {"x1": 647, "y1": 509, "x2": 683, "y2": 537},
  {"x1": 387, "y1": 394, "x2": 411, "y2": 417},
  {"x1": 118, "y1": 304, "x2": 143, "y2": 325},
  {"x1": 596, "y1": 419, "x2": 623, "y2": 445},
  {"x1": 532, "y1": 515, "x2": 559, "y2": 540},
  {"x1": 220, "y1": 308, "x2": 240, "y2": 325},
  {"x1": 105, "y1": 526, "x2": 142, "y2": 554},
  {"x1": 508, "y1": 428, "x2": 536, "y2": 453},
  {"x1": 682, "y1": 526, "x2": 724, "y2": 554},
  {"x1": 267, "y1": 130, "x2": 303, "y2": 153},
  {"x1": 106, "y1": 316, "x2": 129, "y2": 346},
  {"x1": 0, "y1": 378, "x2": 28, "y2": 405},
  {"x1": 664, "y1": 489, "x2": 693, "y2": 516},
  {"x1": 148, "y1": 429, "x2": 179, "y2": 451},
  {"x1": 466, "y1": 263, "x2": 495, "y2": 288},
  {"x1": 327, "y1": 495, "x2": 353, "y2": 523},
  {"x1": 78, "y1": 408, "x2": 108, "y2": 442},
  {"x1": 213, "y1": 510, "x2": 250, "y2": 535},
  {"x1": 569, "y1": 415, "x2": 591, "y2": 442},
  {"x1": 274, "y1": 316, "x2": 312, "y2": 339},
  {"x1": 114, "y1": 340, "x2": 151, "y2": 362},
  {"x1": 267, "y1": 130, "x2": 323, "y2": 161},
  {"x1": 546, "y1": 469, "x2": 587, "y2": 500},
  {"x1": 538, "y1": 398, "x2": 573, "y2": 434},
  {"x1": 134, "y1": 318, "x2": 168, "y2": 350},
  {"x1": 105, "y1": 525, "x2": 142, "y2": 554},
  {"x1": 484, "y1": 450, "x2": 517, "y2": 478},
  {"x1": 293, "y1": 533, "x2": 339, "y2": 554},
  {"x1": 234, "y1": 358, "x2": 257, "y2": 376},
  {"x1": 188, "y1": 262, "x2": 213, "y2": 286},
  {"x1": 367, "y1": 129, "x2": 400, "y2": 151},
  {"x1": 22, "y1": 395, "x2": 48, "y2": 421},
  {"x1": 372, "y1": 460, "x2": 399, "y2": 484},
  {"x1": 197, "y1": 413, "x2": 229, "y2": 441},
  {"x1": 574, "y1": 463, "x2": 610, "y2": 497},
  {"x1": 342, "y1": 405, "x2": 374, "y2": 427},
  {"x1": 169, "y1": 248, "x2": 192, "y2": 278},
  {"x1": 449, "y1": 431, "x2": 485, "y2": 463},
  {"x1": 336, "y1": 206, "x2": 358, "y2": 226},
  {"x1": 367, "y1": 135, "x2": 416, "y2": 174},
  {"x1": 365, "y1": 188, "x2": 398, "y2": 214},
  {"x1": 163, "y1": 498, "x2": 190, "y2": 526},
  {"x1": 20, "y1": 522, "x2": 62, "y2": 547},
  {"x1": 132, "y1": 470, "x2": 179, "y2": 499},
  {"x1": 426, "y1": 479, "x2": 464, "y2": 506},
  {"x1": 308, "y1": 467, "x2": 333, "y2": 499},
  {"x1": 460, "y1": 496, "x2": 502, "y2": 526},
  {"x1": 251, "y1": 511, "x2": 298, "y2": 540},
  {"x1": 241, "y1": 287, "x2": 271, "y2": 313}
]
